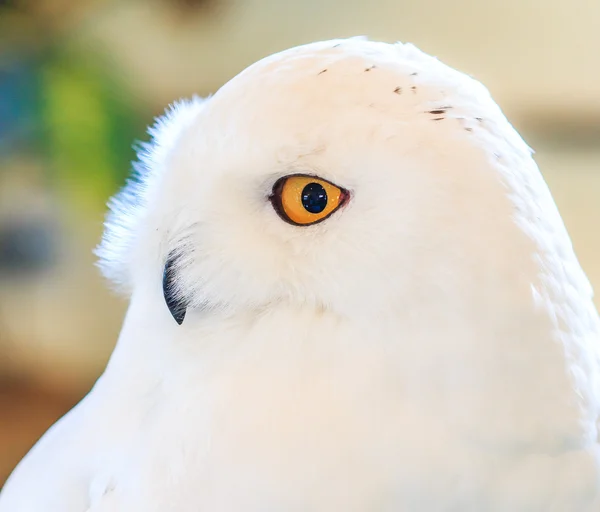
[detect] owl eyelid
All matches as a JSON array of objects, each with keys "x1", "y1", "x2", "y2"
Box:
[{"x1": 269, "y1": 172, "x2": 341, "y2": 191}]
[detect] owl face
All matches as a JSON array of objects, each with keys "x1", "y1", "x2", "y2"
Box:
[{"x1": 97, "y1": 38, "x2": 538, "y2": 325}]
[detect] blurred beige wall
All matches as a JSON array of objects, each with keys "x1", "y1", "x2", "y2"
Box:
[{"x1": 80, "y1": 0, "x2": 600, "y2": 115}]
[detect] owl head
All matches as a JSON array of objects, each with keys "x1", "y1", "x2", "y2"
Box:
[{"x1": 96, "y1": 38, "x2": 590, "y2": 335}]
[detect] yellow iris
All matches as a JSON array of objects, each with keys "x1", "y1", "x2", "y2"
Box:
[{"x1": 271, "y1": 175, "x2": 349, "y2": 226}]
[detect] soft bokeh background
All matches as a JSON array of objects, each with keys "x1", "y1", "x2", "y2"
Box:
[{"x1": 1, "y1": 0, "x2": 599, "y2": 487}]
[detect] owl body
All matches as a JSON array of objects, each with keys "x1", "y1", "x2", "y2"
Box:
[
  {"x1": 2, "y1": 38, "x2": 600, "y2": 511},
  {"x1": 6, "y1": 301, "x2": 600, "y2": 511}
]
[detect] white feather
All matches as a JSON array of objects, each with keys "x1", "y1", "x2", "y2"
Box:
[{"x1": 2, "y1": 37, "x2": 599, "y2": 512}]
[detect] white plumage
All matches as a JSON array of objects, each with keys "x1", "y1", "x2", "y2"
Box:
[{"x1": 2, "y1": 37, "x2": 600, "y2": 511}]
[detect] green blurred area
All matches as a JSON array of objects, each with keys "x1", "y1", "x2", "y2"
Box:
[{"x1": 1, "y1": 14, "x2": 146, "y2": 214}]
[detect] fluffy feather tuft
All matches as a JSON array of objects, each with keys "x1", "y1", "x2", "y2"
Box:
[{"x1": 95, "y1": 96, "x2": 207, "y2": 293}]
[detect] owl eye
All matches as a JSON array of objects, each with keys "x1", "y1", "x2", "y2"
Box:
[{"x1": 269, "y1": 174, "x2": 349, "y2": 226}]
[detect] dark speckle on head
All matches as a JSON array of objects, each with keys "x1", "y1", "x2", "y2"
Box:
[
  {"x1": 494, "y1": 152, "x2": 502, "y2": 159},
  {"x1": 393, "y1": 86, "x2": 402, "y2": 94},
  {"x1": 365, "y1": 65, "x2": 376, "y2": 72},
  {"x1": 431, "y1": 117, "x2": 445, "y2": 121},
  {"x1": 411, "y1": 86, "x2": 417, "y2": 93},
  {"x1": 429, "y1": 109, "x2": 446, "y2": 115},
  {"x1": 332, "y1": 43, "x2": 340, "y2": 48},
  {"x1": 476, "y1": 117, "x2": 483, "y2": 122},
  {"x1": 465, "y1": 127, "x2": 473, "y2": 132},
  {"x1": 318, "y1": 69, "x2": 327, "y2": 75},
  {"x1": 410, "y1": 72, "x2": 418, "y2": 76}
]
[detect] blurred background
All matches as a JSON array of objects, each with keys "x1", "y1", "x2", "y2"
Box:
[{"x1": 0, "y1": 0, "x2": 599, "y2": 487}]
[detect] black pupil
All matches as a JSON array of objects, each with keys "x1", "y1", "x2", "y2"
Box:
[{"x1": 301, "y1": 183, "x2": 328, "y2": 214}]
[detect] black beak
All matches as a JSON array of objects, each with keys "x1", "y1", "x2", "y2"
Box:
[{"x1": 162, "y1": 253, "x2": 188, "y2": 325}]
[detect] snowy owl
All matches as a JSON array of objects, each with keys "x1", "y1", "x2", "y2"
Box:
[{"x1": 2, "y1": 37, "x2": 600, "y2": 512}]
